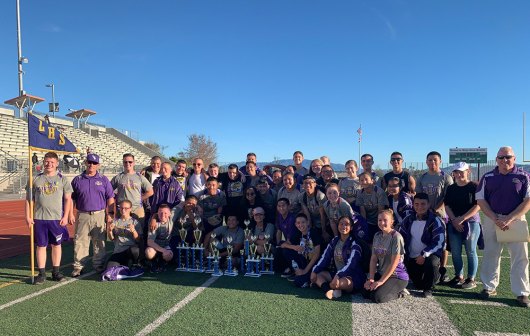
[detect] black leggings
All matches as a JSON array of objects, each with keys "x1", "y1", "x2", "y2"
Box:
[
  {"x1": 106, "y1": 246, "x2": 140, "y2": 268},
  {"x1": 362, "y1": 274, "x2": 408, "y2": 303}
]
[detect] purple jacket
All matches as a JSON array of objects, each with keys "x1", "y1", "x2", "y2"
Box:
[
  {"x1": 387, "y1": 191, "x2": 413, "y2": 226},
  {"x1": 399, "y1": 210, "x2": 445, "y2": 258},
  {"x1": 312, "y1": 236, "x2": 366, "y2": 289}
]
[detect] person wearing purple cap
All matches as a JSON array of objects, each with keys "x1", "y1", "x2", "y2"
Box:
[
  {"x1": 444, "y1": 162, "x2": 481, "y2": 289},
  {"x1": 476, "y1": 146, "x2": 530, "y2": 307},
  {"x1": 70, "y1": 153, "x2": 115, "y2": 276}
]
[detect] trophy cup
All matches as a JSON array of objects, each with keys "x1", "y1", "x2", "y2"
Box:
[
  {"x1": 205, "y1": 232, "x2": 216, "y2": 273},
  {"x1": 261, "y1": 234, "x2": 274, "y2": 275},
  {"x1": 243, "y1": 220, "x2": 251, "y2": 257},
  {"x1": 175, "y1": 217, "x2": 188, "y2": 271},
  {"x1": 211, "y1": 240, "x2": 223, "y2": 277},
  {"x1": 224, "y1": 236, "x2": 238, "y2": 276},
  {"x1": 240, "y1": 249, "x2": 245, "y2": 273},
  {"x1": 245, "y1": 235, "x2": 261, "y2": 277},
  {"x1": 189, "y1": 228, "x2": 204, "y2": 272}
]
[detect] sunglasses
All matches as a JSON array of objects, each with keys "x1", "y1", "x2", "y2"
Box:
[
  {"x1": 87, "y1": 161, "x2": 99, "y2": 165},
  {"x1": 193, "y1": 163, "x2": 202, "y2": 166},
  {"x1": 390, "y1": 158, "x2": 402, "y2": 162},
  {"x1": 322, "y1": 170, "x2": 333, "y2": 173},
  {"x1": 123, "y1": 161, "x2": 134, "y2": 164},
  {"x1": 496, "y1": 155, "x2": 514, "y2": 160}
]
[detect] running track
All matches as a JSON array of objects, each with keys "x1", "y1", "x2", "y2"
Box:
[{"x1": 0, "y1": 200, "x2": 74, "y2": 260}]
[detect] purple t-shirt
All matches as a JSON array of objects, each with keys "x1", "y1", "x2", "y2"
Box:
[
  {"x1": 276, "y1": 212, "x2": 296, "y2": 242},
  {"x1": 71, "y1": 171, "x2": 114, "y2": 212},
  {"x1": 476, "y1": 166, "x2": 530, "y2": 215}
]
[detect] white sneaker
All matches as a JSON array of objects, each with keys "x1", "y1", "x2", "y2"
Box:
[{"x1": 332, "y1": 290, "x2": 342, "y2": 298}]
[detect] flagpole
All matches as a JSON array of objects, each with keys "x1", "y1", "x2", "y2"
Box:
[
  {"x1": 27, "y1": 124, "x2": 35, "y2": 283},
  {"x1": 357, "y1": 124, "x2": 362, "y2": 165}
]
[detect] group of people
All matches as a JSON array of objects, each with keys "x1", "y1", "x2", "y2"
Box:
[{"x1": 25, "y1": 147, "x2": 529, "y2": 307}]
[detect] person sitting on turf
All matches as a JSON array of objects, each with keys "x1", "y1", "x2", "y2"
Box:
[
  {"x1": 203, "y1": 214, "x2": 244, "y2": 267},
  {"x1": 386, "y1": 177, "x2": 413, "y2": 230},
  {"x1": 363, "y1": 209, "x2": 409, "y2": 303},
  {"x1": 106, "y1": 200, "x2": 142, "y2": 270},
  {"x1": 399, "y1": 192, "x2": 445, "y2": 297},
  {"x1": 356, "y1": 172, "x2": 389, "y2": 243},
  {"x1": 323, "y1": 183, "x2": 356, "y2": 239},
  {"x1": 146, "y1": 204, "x2": 175, "y2": 272},
  {"x1": 281, "y1": 213, "x2": 322, "y2": 287},
  {"x1": 249, "y1": 207, "x2": 275, "y2": 255},
  {"x1": 311, "y1": 215, "x2": 366, "y2": 299}
]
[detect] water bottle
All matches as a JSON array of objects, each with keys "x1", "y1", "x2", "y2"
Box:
[{"x1": 292, "y1": 260, "x2": 299, "y2": 270}]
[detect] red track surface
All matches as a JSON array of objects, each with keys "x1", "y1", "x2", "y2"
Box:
[{"x1": 0, "y1": 200, "x2": 74, "y2": 260}]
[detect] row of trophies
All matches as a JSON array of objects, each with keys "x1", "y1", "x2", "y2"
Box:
[{"x1": 174, "y1": 217, "x2": 275, "y2": 277}]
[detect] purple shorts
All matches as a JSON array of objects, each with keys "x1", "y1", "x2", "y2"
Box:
[{"x1": 34, "y1": 219, "x2": 69, "y2": 247}]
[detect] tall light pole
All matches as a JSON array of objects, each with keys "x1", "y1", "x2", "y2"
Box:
[
  {"x1": 16, "y1": 0, "x2": 27, "y2": 97},
  {"x1": 45, "y1": 83, "x2": 57, "y2": 118}
]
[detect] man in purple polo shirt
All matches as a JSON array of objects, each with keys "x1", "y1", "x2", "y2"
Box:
[
  {"x1": 150, "y1": 161, "x2": 183, "y2": 214},
  {"x1": 476, "y1": 146, "x2": 530, "y2": 307},
  {"x1": 70, "y1": 153, "x2": 115, "y2": 276}
]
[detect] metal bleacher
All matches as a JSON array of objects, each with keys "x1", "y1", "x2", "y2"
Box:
[{"x1": 0, "y1": 108, "x2": 162, "y2": 194}]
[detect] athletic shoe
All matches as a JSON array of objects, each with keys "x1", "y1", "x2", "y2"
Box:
[
  {"x1": 478, "y1": 289, "x2": 497, "y2": 299},
  {"x1": 398, "y1": 288, "x2": 410, "y2": 298},
  {"x1": 438, "y1": 267, "x2": 450, "y2": 284},
  {"x1": 447, "y1": 276, "x2": 464, "y2": 287},
  {"x1": 71, "y1": 268, "x2": 83, "y2": 277},
  {"x1": 422, "y1": 290, "x2": 433, "y2": 298},
  {"x1": 52, "y1": 271, "x2": 66, "y2": 282},
  {"x1": 516, "y1": 295, "x2": 530, "y2": 308},
  {"x1": 460, "y1": 278, "x2": 477, "y2": 289},
  {"x1": 287, "y1": 274, "x2": 296, "y2": 282},
  {"x1": 332, "y1": 290, "x2": 342, "y2": 299},
  {"x1": 34, "y1": 273, "x2": 46, "y2": 285},
  {"x1": 300, "y1": 282, "x2": 309, "y2": 288},
  {"x1": 281, "y1": 268, "x2": 293, "y2": 278}
]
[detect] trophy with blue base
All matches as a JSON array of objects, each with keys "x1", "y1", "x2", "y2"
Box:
[
  {"x1": 260, "y1": 234, "x2": 274, "y2": 275},
  {"x1": 175, "y1": 216, "x2": 189, "y2": 271},
  {"x1": 224, "y1": 236, "x2": 238, "y2": 276},
  {"x1": 188, "y1": 226, "x2": 204, "y2": 272},
  {"x1": 206, "y1": 233, "x2": 223, "y2": 276},
  {"x1": 244, "y1": 236, "x2": 261, "y2": 277}
]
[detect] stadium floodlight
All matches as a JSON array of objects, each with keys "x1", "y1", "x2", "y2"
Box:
[{"x1": 45, "y1": 83, "x2": 58, "y2": 117}]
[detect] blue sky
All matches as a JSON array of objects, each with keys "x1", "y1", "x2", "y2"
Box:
[{"x1": 1, "y1": 1, "x2": 530, "y2": 168}]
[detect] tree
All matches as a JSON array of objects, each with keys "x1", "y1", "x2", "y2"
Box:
[
  {"x1": 143, "y1": 141, "x2": 167, "y2": 154},
  {"x1": 177, "y1": 134, "x2": 218, "y2": 165}
]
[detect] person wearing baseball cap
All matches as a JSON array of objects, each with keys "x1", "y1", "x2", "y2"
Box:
[
  {"x1": 70, "y1": 153, "x2": 115, "y2": 276},
  {"x1": 444, "y1": 162, "x2": 481, "y2": 290}
]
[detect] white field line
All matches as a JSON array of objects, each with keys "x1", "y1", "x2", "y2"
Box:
[
  {"x1": 0, "y1": 271, "x2": 96, "y2": 311},
  {"x1": 351, "y1": 293, "x2": 460, "y2": 336},
  {"x1": 448, "y1": 299, "x2": 509, "y2": 307},
  {"x1": 474, "y1": 332, "x2": 530, "y2": 336},
  {"x1": 136, "y1": 276, "x2": 219, "y2": 336}
]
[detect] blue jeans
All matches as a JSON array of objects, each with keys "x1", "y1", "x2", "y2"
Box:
[{"x1": 448, "y1": 220, "x2": 480, "y2": 279}]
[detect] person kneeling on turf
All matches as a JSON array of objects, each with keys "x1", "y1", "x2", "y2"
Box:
[
  {"x1": 311, "y1": 215, "x2": 366, "y2": 299},
  {"x1": 363, "y1": 209, "x2": 409, "y2": 303},
  {"x1": 281, "y1": 213, "x2": 321, "y2": 287},
  {"x1": 106, "y1": 200, "x2": 142, "y2": 269},
  {"x1": 399, "y1": 193, "x2": 445, "y2": 298},
  {"x1": 203, "y1": 214, "x2": 244, "y2": 269},
  {"x1": 146, "y1": 204, "x2": 174, "y2": 272}
]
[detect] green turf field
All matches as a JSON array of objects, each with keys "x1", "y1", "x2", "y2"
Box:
[{"x1": 0, "y1": 221, "x2": 528, "y2": 336}]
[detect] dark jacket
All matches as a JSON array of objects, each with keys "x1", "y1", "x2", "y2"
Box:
[{"x1": 399, "y1": 210, "x2": 445, "y2": 258}]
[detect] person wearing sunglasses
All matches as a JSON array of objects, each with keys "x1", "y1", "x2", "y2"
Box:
[
  {"x1": 476, "y1": 146, "x2": 530, "y2": 307},
  {"x1": 70, "y1": 153, "x2": 115, "y2": 277},
  {"x1": 381, "y1": 152, "x2": 416, "y2": 195},
  {"x1": 186, "y1": 157, "x2": 208, "y2": 198},
  {"x1": 111, "y1": 153, "x2": 153, "y2": 261}
]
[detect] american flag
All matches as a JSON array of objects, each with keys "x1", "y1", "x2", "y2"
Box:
[{"x1": 357, "y1": 126, "x2": 362, "y2": 143}]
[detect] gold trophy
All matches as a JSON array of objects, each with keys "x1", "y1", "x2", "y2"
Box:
[{"x1": 193, "y1": 228, "x2": 202, "y2": 248}]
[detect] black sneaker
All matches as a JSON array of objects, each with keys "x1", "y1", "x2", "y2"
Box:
[
  {"x1": 422, "y1": 290, "x2": 433, "y2": 298},
  {"x1": 34, "y1": 273, "x2": 46, "y2": 285},
  {"x1": 460, "y1": 278, "x2": 477, "y2": 289},
  {"x1": 281, "y1": 268, "x2": 293, "y2": 278},
  {"x1": 447, "y1": 276, "x2": 464, "y2": 287},
  {"x1": 52, "y1": 271, "x2": 66, "y2": 282},
  {"x1": 287, "y1": 274, "x2": 296, "y2": 282}
]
